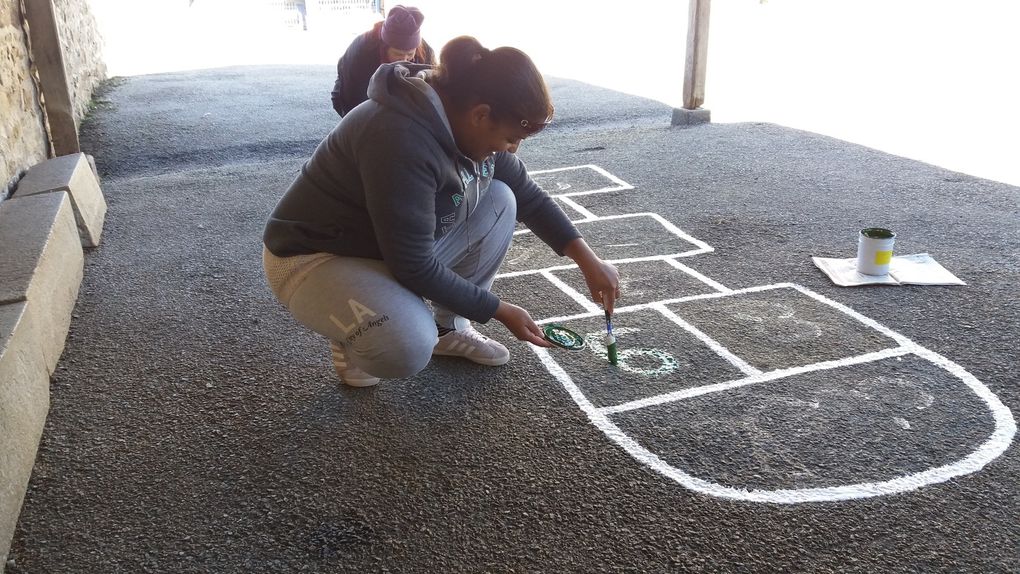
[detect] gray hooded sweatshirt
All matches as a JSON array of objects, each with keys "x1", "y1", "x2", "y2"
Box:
[{"x1": 264, "y1": 62, "x2": 580, "y2": 324}]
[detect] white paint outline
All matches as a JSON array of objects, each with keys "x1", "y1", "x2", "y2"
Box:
[
  {"x1": 514, "y1": 165, "x2": 1014, "y2": 503},
  {"x1": 652, "y1": 302, "x2": 762, "y2": 377},
  {"x1": 498, "y1": 257, "x2": 728, "y2": 319},
  {"x1": 541, "y1": 270, "x2": 601, "y2": 314},
  {"x1": 556, "y1": 195, "x2": 599, "y2": 221},
  {"x1": 662, "y1": 258, "x2": 732, "y2": 293},
  {"x1": 529, "y1": 164, "x2": 635, "y2": 197},
  {"x1": 532, "y1": 283, "x2": 1016, "y2": 503},
  {"x1": 531, "y1": 283, "x2": 783, "y2": 326},
  {"x1": 507, "y1": 214, "x2": 714, "y2": 277},
  {"x1": 601, "y1": 347, "x2": 913, "y2": 416},
  {"x1": 515, "y1": 213, "x2": 711, "y2": 252}
]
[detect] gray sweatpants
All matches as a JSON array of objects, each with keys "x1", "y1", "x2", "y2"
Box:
[{"x1": 270, "y1": 180, "x2": 516, "y2": 379}]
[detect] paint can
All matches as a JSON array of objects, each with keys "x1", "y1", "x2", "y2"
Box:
[{"x1": 856, "y1": 227, "x2": 896, "y2": 276}]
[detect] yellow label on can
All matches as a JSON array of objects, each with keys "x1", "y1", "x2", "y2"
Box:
[{"x1": 874, "y1": 250, "x2": 893, "y2": 265}]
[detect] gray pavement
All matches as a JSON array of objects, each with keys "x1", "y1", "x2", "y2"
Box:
[{"x1": 7, "y1": 65, "x2": 1020, "y2": 573}]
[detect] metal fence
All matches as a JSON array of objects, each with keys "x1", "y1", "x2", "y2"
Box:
[
  {"x1": 267, "y1": 0, "x2": 383, "y2": 29},
  {"x1": 310, "y1": 0, "x2": 383, "y2": 13}
]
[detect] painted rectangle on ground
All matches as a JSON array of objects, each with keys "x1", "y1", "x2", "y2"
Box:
[
  {"x1": 609, "y1": 355, "x2": 996, "y2": 491},
  {"x1": 490, "y1": 272, "x2": 592, "y2": 319},
  {"x1": 529, "y1": 165, "x2": 633, "y2": 197},
  {"x1": 530, "y1": 308, "x2": 746, "y2": 408},
  {"x1": 504, "y1": 215, "x2": 707, "y2": 274},
  {"x1": 550, "y1": 259, "x2": 722, "y2": 309},
  {"x1": 665, "y1": 287, "x2": 900, "y2": 372}
]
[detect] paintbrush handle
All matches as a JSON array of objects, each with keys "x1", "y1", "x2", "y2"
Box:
[{"x1": 604, "y1": 310, "x2": 617, "y2": 365}]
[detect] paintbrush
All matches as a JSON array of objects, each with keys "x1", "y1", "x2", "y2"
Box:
[{"x1": 604, "y1": 310, "x2": 618, "y2": 365}]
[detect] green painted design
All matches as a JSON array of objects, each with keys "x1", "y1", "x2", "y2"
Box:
[
  {"x1": 544, "y1": 324, "x2": 585, "y2": 350},
  {"x1": 583, "y1": 328, "x2": 678, "y2": 376}
]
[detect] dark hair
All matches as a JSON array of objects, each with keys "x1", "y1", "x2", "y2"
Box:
[{"x1": 430, "y1": 36, "x2": 553, "y2": 131}]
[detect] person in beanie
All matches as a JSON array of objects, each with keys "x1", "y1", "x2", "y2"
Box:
[
  {"x1": 330, "y1": 5, "x2": 436, "y2": 117},
  {"x1": 265, "y1": 36, "x2": 621, "y2": 387}
]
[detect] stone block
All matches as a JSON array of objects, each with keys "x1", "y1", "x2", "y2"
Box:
[
  {"x1": 671, "y1": 107, "x2": 712, "y2": 128},
  {"x1": 15, "y1": 153, "x2": 107, "y2": 247},
  {"x1": 0, "y1": 192, "x2": 84, "y2": 373},
  {"x1": 0, "y1": 301, "x2": 49, "y2": 569}
]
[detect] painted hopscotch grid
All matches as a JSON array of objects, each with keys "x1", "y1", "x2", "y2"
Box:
[
  {"x1": 529, "y1": 164, "x2": 635, "y2": 197},
  {"x1": 527, "y1": 164, "x2": 635, "y2": 226},
  {"x1": 502, "y1": 214, "x2": 714, "y2": 283},
  {"x1": 509, "y1": 163, "x2": 1016, "y2": 504}
]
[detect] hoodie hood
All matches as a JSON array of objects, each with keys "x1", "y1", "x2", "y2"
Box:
[{"x1": 367, "y1": 62, "x2": 458, "y2": 156}]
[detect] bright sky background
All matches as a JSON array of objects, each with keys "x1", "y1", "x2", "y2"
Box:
[{"x1": 88, "y1": 0, "x2": 1020, "y2": 187}]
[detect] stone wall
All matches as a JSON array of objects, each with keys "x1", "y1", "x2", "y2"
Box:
[
  {"x1": 0, "y1": 0, "x2": 106, "y2": 200},
  {"x1": 0, "y1": 0, "x2": 48, "y2": 198},
  {"x1": 53, "y1": 0, "x2": 105, "y2": 126}
]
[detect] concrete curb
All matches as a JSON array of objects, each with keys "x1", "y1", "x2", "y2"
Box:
[
  {"x1": 14, "y1": 153, "x2": 107, "y2": 247},
  {"x1": 671, "y1": 107, "x2": 712, "y2": 127},
  {"x1": 0, "y1": 163, "x2": 95, "y2": 567},
  {"x1": 0, "y1": 302, "x2": 49, "y2": 571}
]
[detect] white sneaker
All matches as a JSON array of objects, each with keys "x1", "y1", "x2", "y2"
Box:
[
  {"x1": 433, "y1": 327, "x2": 510, "y2": 366},
  {"x1": 330, "y1": 341, "x2": 380, "y2": 387}
]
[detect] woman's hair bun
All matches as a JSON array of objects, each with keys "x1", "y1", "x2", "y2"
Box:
[{"x1": 432, "y1": 36, "x2": 553, "y2": 130}]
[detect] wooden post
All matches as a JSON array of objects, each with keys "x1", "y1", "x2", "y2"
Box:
[
  {"x1": 23, "y1": 0, "x2": 81, "y2": 156},
  {"x1": 682, "y1": 0, "x2": 711, "y2": 110},
  {"x1": 672, "y1": 0, "x2": 711, "y2": 126}
]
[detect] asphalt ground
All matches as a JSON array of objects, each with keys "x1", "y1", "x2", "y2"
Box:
[{"x1": 7, "y1": 65, "x2": 1019, "y2": 573}]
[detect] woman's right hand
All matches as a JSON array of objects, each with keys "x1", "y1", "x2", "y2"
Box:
[{"x1": 494, "y1": 301, "x2": 553, "y2": 348}]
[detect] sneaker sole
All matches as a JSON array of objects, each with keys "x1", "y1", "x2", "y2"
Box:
[
  {"x1": 341, "y1": 377, "x2": 380, "y2": 388},
  {"x1": 432, "y1": 349, "x2": 510, "y2": 366}
]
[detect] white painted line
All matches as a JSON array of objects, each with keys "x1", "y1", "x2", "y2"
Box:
[
  {"x1": 786, "y1": 283, "x2": 915, "y2": 348},
  {"x1": 530, "y1": 282, "x2": 790, "y2": 321},
  {"x1": 528, "y1": 164, "x2": 635, "y2": 197},
  {"x1": 541, "y1": 270, "x2": 601, "y2": 314},
  {"x1": 534, "y1": 345, "x2": 599, "y2": 413},
  {"x1": 498, "y1": 262, "x2": 587, "y2": 279},
  {"x1": 600, "y1": 347, "x2": 912, "y2": 416},
  {"x1": 663, "y1": 258, "x2": 732, "y2": 293},
  {"x1": 553, "y1": 212, "x2": 714, "y2": 253},
  {"x1": 531, "y1": 288, "x2": 758, "y2": 326},
  {"x1": 504, "y1": 248, "x2": 710, "y2": 266},
  {"x1": 633, "y1": 282, "x2": 795, "y2": 308},
  {"x1": 516, "y1": 165, "x2": 1013, "y2": 504},
  {"x1": 511, "y1": 213, "x2": 714, "y2": 261},
  {"x1": 557, "y1": 195, "x2": 599, "y2": 221},
  {"x1": 641, "y1": 213, "x2": 713, "y2": 253},
  {"x1": 529, "y1": 165, "x2": 593, "y2": 175},
  {"x1": 652, "y1": 302, "x2": 762, "y2": 377},
  {"x1": 554, "y1": 188, "x2": 634, "y2": 198},
  {"x1": 587, "y1": 164, "x2": 635, "y2": 191},
  {"x1": 533, "y1": 281, "x2": 1016, "y2": 503}
]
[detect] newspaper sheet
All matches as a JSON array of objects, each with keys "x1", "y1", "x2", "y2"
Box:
[{"x1": 812, "y1": 253, "x2": 966, "y2": 287}]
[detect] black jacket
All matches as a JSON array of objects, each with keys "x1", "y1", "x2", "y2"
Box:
[{"x1": 330, "y1": 29, "x2": 436, "y2": 116}]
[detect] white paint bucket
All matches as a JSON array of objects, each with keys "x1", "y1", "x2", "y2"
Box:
[{"x1": 856, "y1": 227, "x2": 896, "y2": 275}]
